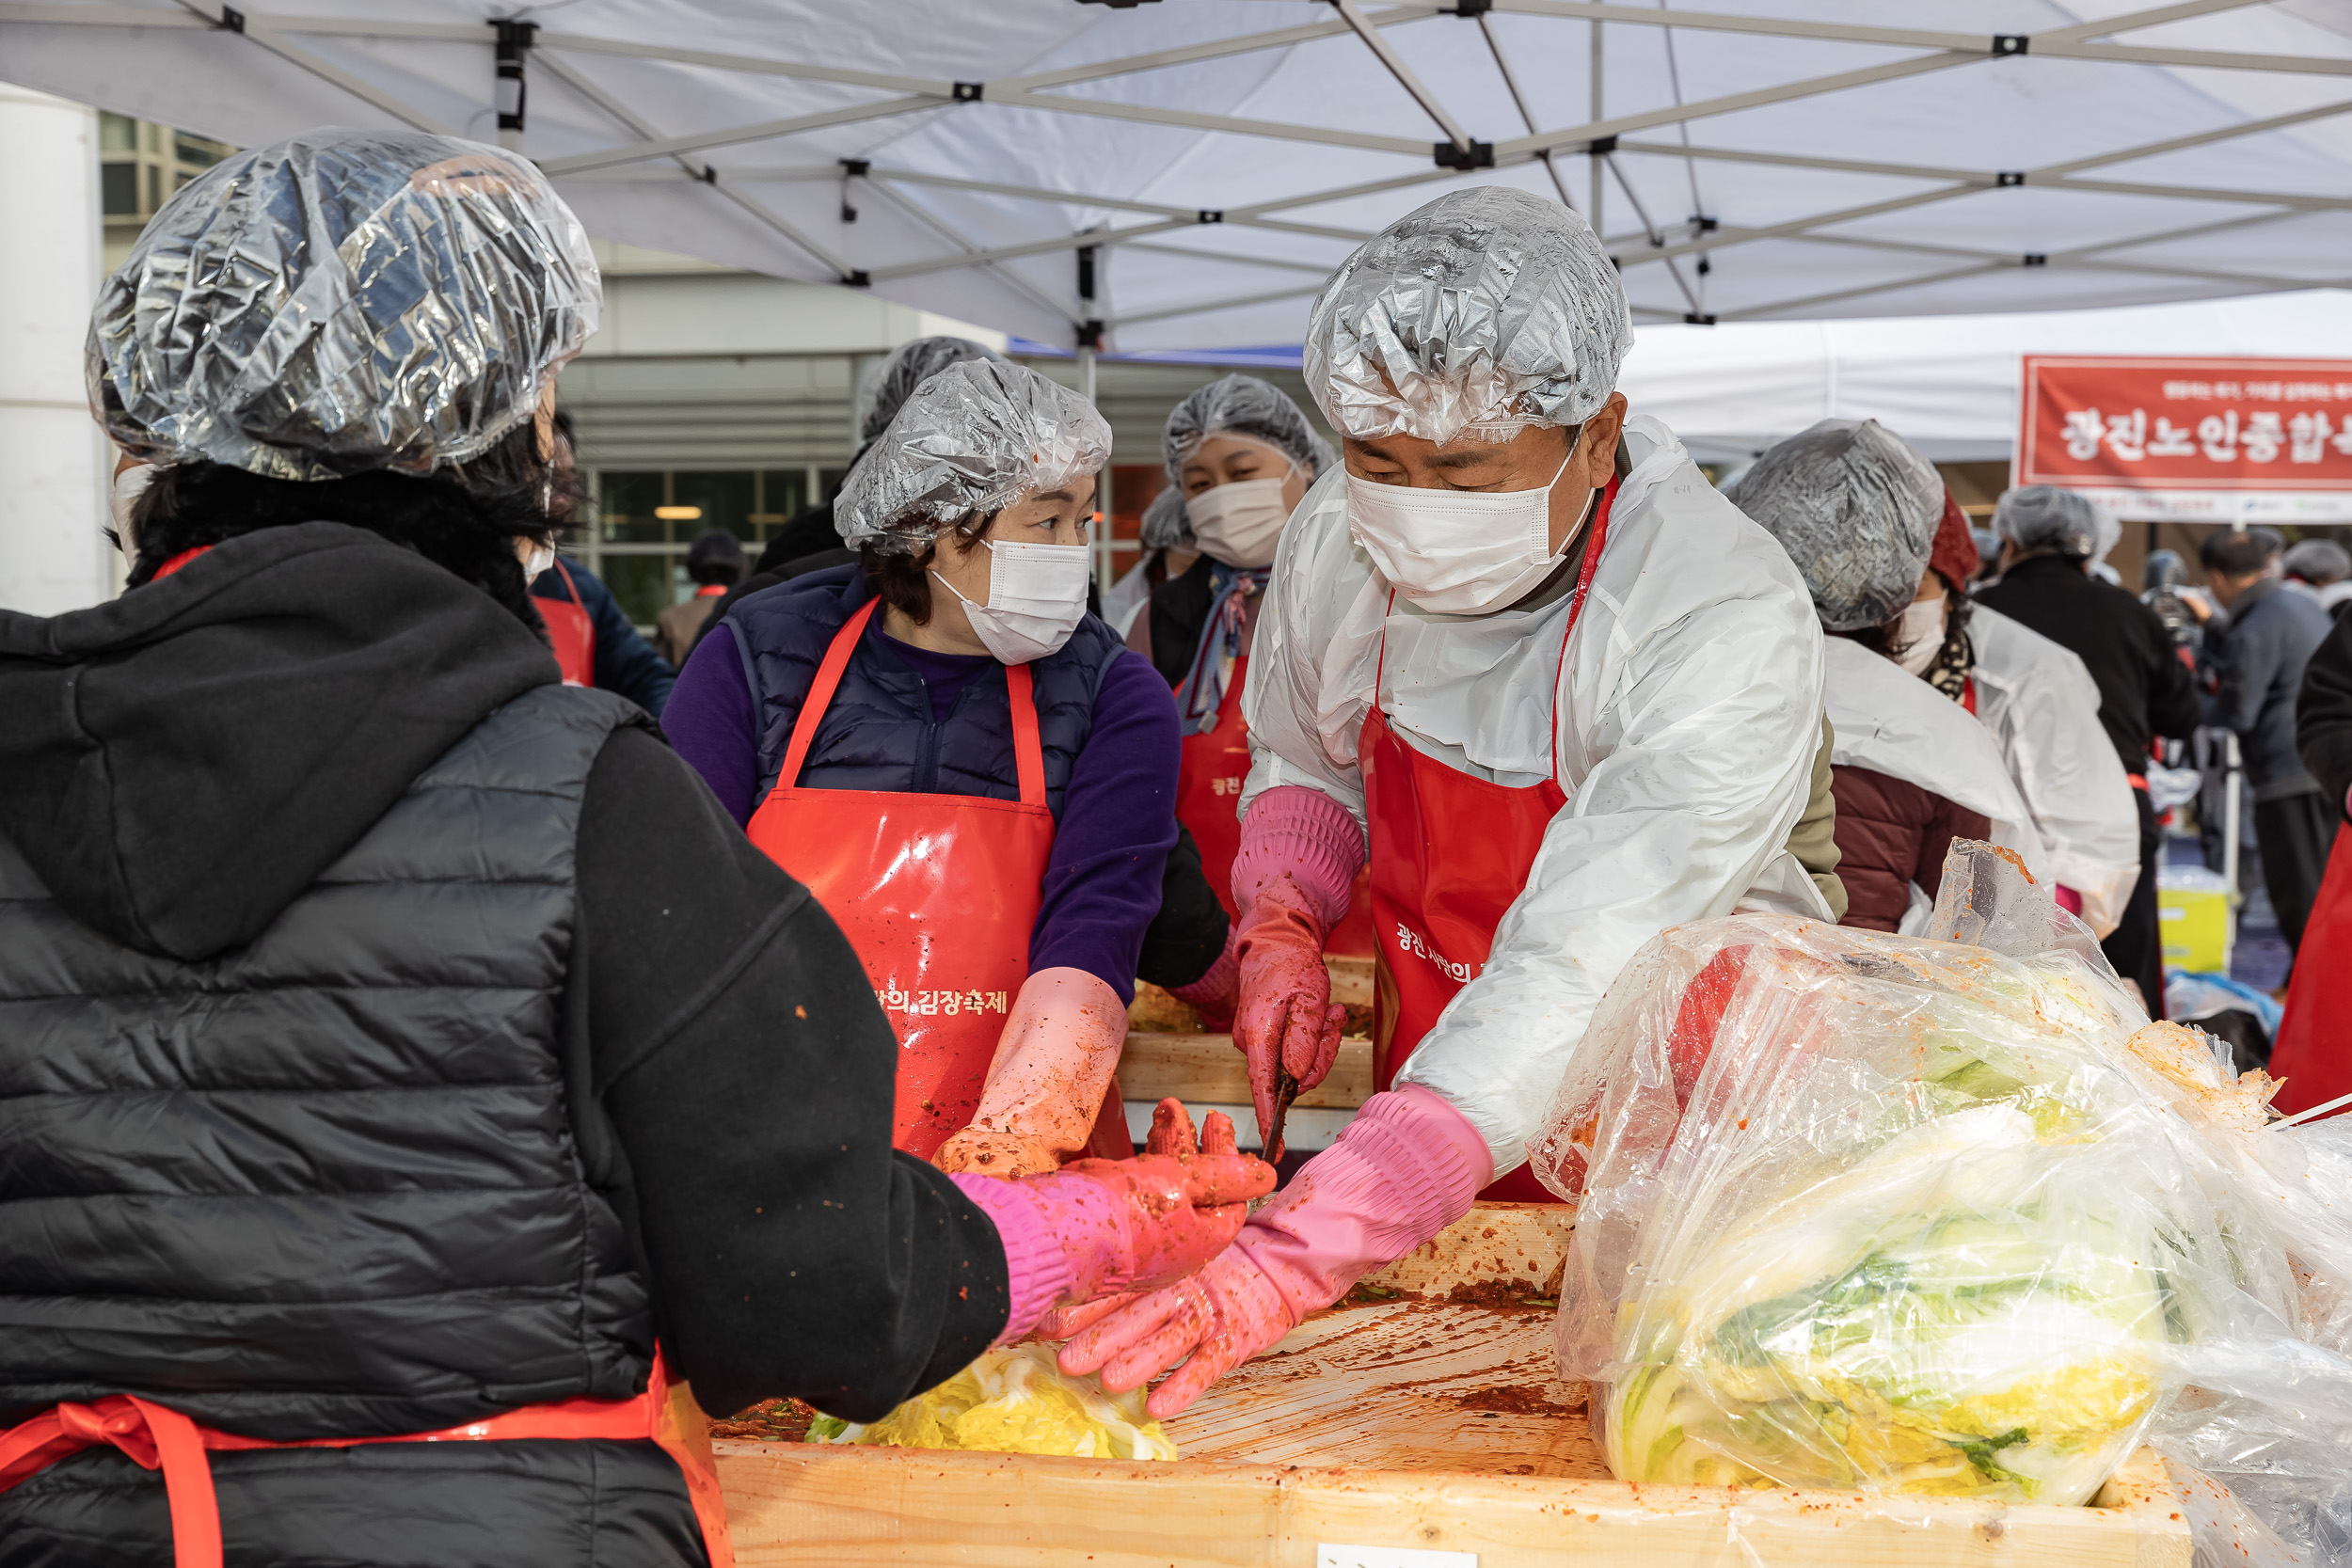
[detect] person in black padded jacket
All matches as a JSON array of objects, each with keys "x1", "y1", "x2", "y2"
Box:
[{"x1": 0, "y1": 130, "x2": 1264, "y2": 1568}]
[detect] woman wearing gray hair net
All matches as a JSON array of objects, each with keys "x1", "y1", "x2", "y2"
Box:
[
  {"x1": 1121, "y1": 376, "x2": 1359, "y2": 1030},
  {"x1": 1, "y1": 131, "x2": 1267, "y2": 1567},
  {"x1": 1055, "y1": 185, "x2": 1844, "y2": 1420},
  {"x1": 1731, "y1": 419, "x2": 2048, "y2": 941},
  {"x1": 669, "y1": 356, "x2": 1203, "y2": 1184}
]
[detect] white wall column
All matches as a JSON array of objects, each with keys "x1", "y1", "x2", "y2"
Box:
[{"x1": 0, "y1": 86, "x2": 111, "y2": 614}]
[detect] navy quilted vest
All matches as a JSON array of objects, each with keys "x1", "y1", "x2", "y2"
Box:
[{"x1": 724, "y1": 564, "x2": 1123, "y2": 815}]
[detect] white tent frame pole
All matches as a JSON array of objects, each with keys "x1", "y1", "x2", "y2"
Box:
[
  {"x1": 1106, "y1": 284, "x2": 1326, "y2": 329},
  {"x1": 1112, "y1": 242, "x2": 1339, "y2": 275},
  {"x1": 863, "y1": 218, "x2": 1193, "y2": 282},
  {"x1": 850, "y1": 173, "x2": 1080, "y2": 326},
  {"x1": 1474, "y1": 12, "x2": 1578, "y2": 210},
  {"x1": 995, "y1": 4, "x2": 1445, "y2": 92},
  {"x1": 158, "y1": 0, "x2": 456, "y2": 134},
  {"x1": 532, "y1": 50, "x2": 852, "y2": 277},
  {"x1": 1330, "y1": 0, "x2": 1473, "y2": 153},
  {"x1": 865, "y1": 168, "x2": 1374, "y2": 244},
  {"x1": 537, "y1": 94, "x2": 942, "y2": 176}
]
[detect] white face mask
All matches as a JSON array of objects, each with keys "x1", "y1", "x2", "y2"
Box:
[
  {"x1": 1891, "y1": 594, "x2": 1947, "y2": 675},
  {"x1": 1185, "y1": 475, "x2": 1292, "y2": 569},
  {"x1": 931, "y1": 537, "x2": 1093, "y2": 664},
  {"x1": 520, "y1": 540, "x2": 556, "y2": 582},
  {"x1": 110, "y1": 464, "x2": 154, "y2": 547},
  {"x1": 1343, "y1": 451, "x2": 1586, "y2": 615}
]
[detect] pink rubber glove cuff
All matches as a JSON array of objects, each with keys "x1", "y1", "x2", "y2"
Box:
[{"x1": 1231, "y1": 785, "x2": 1363, "y2": 930}]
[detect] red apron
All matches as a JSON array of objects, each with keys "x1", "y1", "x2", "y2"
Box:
[
  {"x1": 0, "y1": 1348, "x2": 733, "y2": 1568},
  {"x1": 1359, "y1": 477, "x2": 1617, "y2": 1204},
  {"x1": 745, "y1": 599, "x2": 1066, "y2": 1159},
  {"x1": 2270, "y1": 826, "x2": 2352, "y2": 1118},
  {"x1": 542, "y1": 559, "x2": 596, "y2": 688},
  {"x1": 1176, "y1": 652, "x2": 1378, "y2": 958}
]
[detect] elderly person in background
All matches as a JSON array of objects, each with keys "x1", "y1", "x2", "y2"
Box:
[
  {"x1": 2283, "y1": 537, "x2": 2352, "y2": 621},
  {"x1": 666, "y1": 359, "x2": 1185, "y2": 1175},
  {"x1": 655, "y1": 529, "x2": 746, "y2": 667},
  {"x1": 0, "y1": 131, "x2": 1263, "y2": 1567},
  {"x1": 1976, "y1": 485, "x2": 2201, "y2": 1011},
  {"x1": 1054, "y1": 186, "x2": 1843, "y2": 1419},
  {"x1": 2194, "y1": 526, "x2": 2338, "y2": 959},
  {"x1": 1729, "y1": 422, "x2": 2034, "y2": 932}
]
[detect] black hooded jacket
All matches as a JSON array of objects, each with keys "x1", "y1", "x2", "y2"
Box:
[{"x1": 0, "y1": 524, "x2": 1005, "y2": 1563}]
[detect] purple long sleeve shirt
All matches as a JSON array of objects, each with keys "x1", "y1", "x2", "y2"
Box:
[{"x1": 664, "y1": 615, "x2": 1178, "y2": 1003}]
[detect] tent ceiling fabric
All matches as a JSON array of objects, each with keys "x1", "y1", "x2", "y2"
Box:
[{"x1": 8, "y1": 0, "x2": 2352, "y2": 349}]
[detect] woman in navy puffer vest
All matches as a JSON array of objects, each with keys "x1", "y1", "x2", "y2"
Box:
[{"x1": 666, "y1": 360, "x2": 1184, "y2": 1178}]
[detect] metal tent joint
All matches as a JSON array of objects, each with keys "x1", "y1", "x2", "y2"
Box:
[
  {"x1": 1442, "y1": 0, "x2": 1494, "y2": 14},
  {"x1": 215, "y1": 6, "x2": 245, "y2": 32},
  {"x1": 1997, "y1": 170, "x2": 2027, "y2": 186},
  {"x1": 952, "y1": 81, "x2": 985, "y2": 102},
  {"x1": 1587, "y1": 135, "x2": 1619, "y2": 157},
  {"x1": 1433, "y1": 140, "x2": 1494, "y2": 169},
  {"x1": 1076, "y1": 317, "x2": 1105, "y2": 349},
  {"x1": 494, "y1": 20, "x2": 537, "y2": 134},
  {"x1": 1197, "y1": 210, "x2": 1225, "y2": 223},
  {"x1": 1684, "y1": 311, "x2": 1718, "y2": 325},
  {"x1": 2022, "y1": 252, "x2": 2049, "y2": 266},
  {"x1": 1991, "y1": 34, "x2": 2029, "y2": 56},
  {"x1": 844, "y1": 269, "x2": 872, "y2": 287}
]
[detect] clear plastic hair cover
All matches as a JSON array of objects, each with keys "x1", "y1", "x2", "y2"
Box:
[
  {"x1": 856, "y1": 335, "x2": 1009, "y2": 450},
  {"x1": 1162, "y1": 373, "x2": 1334, "y2": 484},
  {"x1": 1729, "y1": 418, "x2": 1944, "y2": 632},
  {"x1": 88, "y1": 131, "x2": 599, "y2": 482},
  {"x1": 1530, "y1": 840, "x2": 2352, "y2": 1542},
  {"x1": 1139, "y1": 483, "x2": 1193, "y2": 551},
  {"x1": 1302, "y1": 186, "x2": 1633, "y2": 448},
  {"x1": 1994, "y1": 484, "x2": 2102, "y2": 560},
  {"x1": 835, "y1": 358, "x2": 1111, "y2": 554}
]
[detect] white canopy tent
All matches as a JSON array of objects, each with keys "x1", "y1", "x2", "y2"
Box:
[
  {"x1": 5, "y1": 0, "x2": 2352, "y2": 354},
  {"x1": 1616, "y1": 286, "x2": 2352, "y2": 463}
]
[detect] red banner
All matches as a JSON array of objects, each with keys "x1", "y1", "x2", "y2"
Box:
[{"x1": 2017, "y1": 356, "x2": 2352, "y2": 523}]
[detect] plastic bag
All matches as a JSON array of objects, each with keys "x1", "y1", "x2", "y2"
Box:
[
  {"x1": 806, "y1": 1344, "x2": 1177, "y2": 1460},
  {"x1": 1534, "y1": 841, "x2": 2303, "y2": 1503}
]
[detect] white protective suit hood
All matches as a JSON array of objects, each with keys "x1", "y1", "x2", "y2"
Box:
[
  {"x1": 1820, "y1": 638, "x2": 2047, "y2": 888},
  {"x1": 1965, "y1": 606, "x2": 2143, "y2": 938},
  {"x1": 1243, "y1": 414, "x2": 1830, "y2": 1177}
]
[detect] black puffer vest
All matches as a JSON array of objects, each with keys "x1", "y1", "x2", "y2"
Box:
[
  {"x1": 0, "y1": 686, "x2": 706, "y2": 1567},
  {"x1": 723, "y1": 564, "x2": 1124, "y2": 815}
]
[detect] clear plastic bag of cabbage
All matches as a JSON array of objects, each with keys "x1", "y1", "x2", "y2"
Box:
[
  {"x1": 805, "y1": 1344, "x2": 1177, "y2": 1460},
  {"x1": 1530, "y1": 841, "x2": 2300, "y2": 1505}
]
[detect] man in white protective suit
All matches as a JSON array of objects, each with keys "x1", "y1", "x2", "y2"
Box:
[{"x1": 1054, "y1": 187, "x2": 1835, "y2": 1417}]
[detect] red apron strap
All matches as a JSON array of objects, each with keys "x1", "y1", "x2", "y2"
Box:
[
  {"x1": 779, "y1": 599, "x2": 882, "y2": 791},
  {"x1": 550, "y1": 556, "x2": 581, "y2": 605},
  {"x1": 1551, "y1": 473, "x2": 1618, "y2": 786},
  {"x1": 1005, "y1": 660, "x2": 1046, "y2": 809},
  {"x1": 0, "y1": 1397, "x2": 222, "y2": 1568}
]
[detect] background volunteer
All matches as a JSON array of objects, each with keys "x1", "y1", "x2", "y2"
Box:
[
  {"x1": 0, "y1": 130, "x2": 1268, "y2": 1565},
  {"x1": 666, "y1": 359, "x2": 1184, "y2": 1176},
  {"x1": 1102, "y1": 483, "x2": 1200, "y2": 636},
  {"x1": 1127, "y1": 374, "x2": 1347, "y2": 1024},
  {"x1": 655, "y1": 529, "x2": 746, "y2": 666},
  {"x1": 1915, "y1": 501, "x2": 2141, "y2": 942},
  {"x1": 529, "y1": 409, "x2": 676, "y2": 715},
  {"x1": 1729, "y1": 421, "x2": 2034, "y2": 932},
  {"x1": 1056, "y1": 186, "x2": 1837, "y2": 1418},
  {"x1": 1977, "y1": 484, "x2": 2201, "y2": 1010}
]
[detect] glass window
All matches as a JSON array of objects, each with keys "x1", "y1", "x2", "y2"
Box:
[
  {"x1": 100, "y1": 112, "x2": 137, "y2": 153},
  {"x1": 750, "y1": 468, "x2": 807, "y2": 536},
  {"x1": 600, "y1": 553, "x2": 677, "y2": 630},
  {"x1": 174, "y1": 133, "x2": 228, "y2": 169},
  {"x1": 145, "y1": 165, "x2": 161, "y2": 214},
  {"x1": 596, "y1": 471, "x2": 669, "y2": 544},
  {"x1": 670, "y1": 470, "x2": 757, "y2": 542},
  {"x1": 101, "y1": 163, "x2": 139, "y2": 216}
]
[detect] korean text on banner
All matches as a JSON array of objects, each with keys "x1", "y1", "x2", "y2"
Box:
[{"x1": 2016, "y1": 356, "x2": 2352, "y2": 524}]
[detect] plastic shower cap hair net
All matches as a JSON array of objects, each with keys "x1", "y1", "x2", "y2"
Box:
[
  {"x1": 1994, "y1": 484, "x2": 2101, "y2": 559},
  {"x1": 1302, "y1": 185, "x2": 1632, "y2": 448},
  {"x1": 88, "y1": 131, "x2": 598, "y2": 483},
  {"x1": 1728, "y1": 419, "x2": 1945, "y2": 632},
  {"x1": 836, "y1": 358, "x2": 1111, "y2": 555},
  {"x1": 1162, "y1": 373, "x2": 1334, "y2": 483},
  {"x1": 856, "y1": 335, "x2": 1009, "y2": 451},
  {"x1": 1140, "y1": 484, "x2": 1193, "y2": 551}
]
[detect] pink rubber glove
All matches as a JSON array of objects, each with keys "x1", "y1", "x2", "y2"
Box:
[
  {"x1": 1230, "y1": 786, "x2": 1364, "y2": 1158},
  {"x1": 1052, "y1": 1085, "x2": 1490, "y2": 1418},
  {"x1": 2054, "y1": 884, "x2": 2084, "y2": 916},
  {"x1": 935, "y1": 968, "x2": 1127, "y2": 1177},
  {"x1": 952, "y1": 1101, "x2": 1276, "y2": 1344}
]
